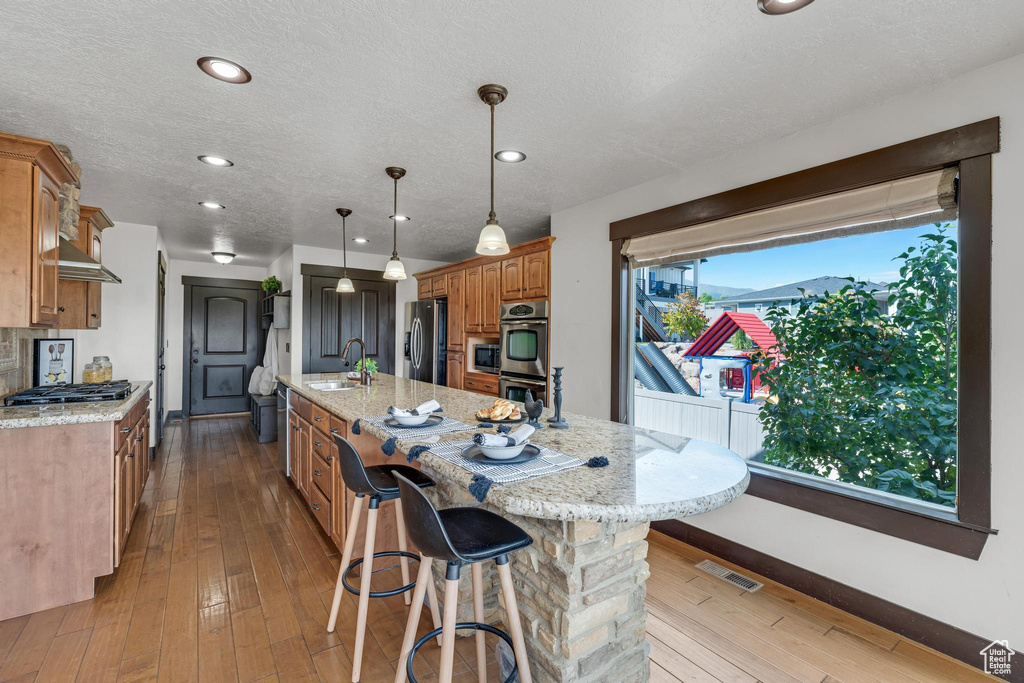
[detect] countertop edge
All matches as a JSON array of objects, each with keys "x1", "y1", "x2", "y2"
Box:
[
  {"x1": 280, "y1": 376, "x2": 751, "y2": 523},
  {"x1": 0, "y1": 381, "x2": 154, "y2": 430}
]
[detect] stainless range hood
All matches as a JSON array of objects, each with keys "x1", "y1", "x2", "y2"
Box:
[{"x1": 58, "y1": 238, "x2": 122, "y2": 284}]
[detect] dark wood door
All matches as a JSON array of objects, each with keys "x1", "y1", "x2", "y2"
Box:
[
  {"x1": 155, "y1": 255, "x2": 165, "y2": 443},
  {"x1": 188, "y1": 284, "x2": 260, "y2": 415},
  {"x1": 305, "y1": 275, "x2": 395, "y2": 374}
]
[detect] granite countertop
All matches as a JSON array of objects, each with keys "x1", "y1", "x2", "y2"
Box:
[
  {"x1": 0, "y1": 381, "x2": 153, "y2": 430},
  {"x1": 278, "y1": 373, "x2": 749, "y2": 523}
]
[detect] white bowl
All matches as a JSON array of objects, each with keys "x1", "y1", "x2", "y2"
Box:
[
  {"x1": 479, "y1": 441, "x2": 528, "y2": 460},
  {"x1": 393, "y1": 413, "x2": 431, "y2": 426}
]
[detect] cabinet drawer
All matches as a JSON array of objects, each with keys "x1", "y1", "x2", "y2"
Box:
[
  {"x1": 464, "y1": 373, "x2": 499, "y2": 396},
  {"x1": 311, "y1": 428, "x2": 330, "y2": 460},
  {"x1": 310, "y1": 403, "x2": 331, "y2": 430},
  {"x1": 311, "y1": 451, "x2": 332, "y2": 502},
  {"x1": 329, "y1": 416, "x2": 347, "y2": 440},
  {"x1": 309, "y1": 485, "x2": 330, "y2": 535}
]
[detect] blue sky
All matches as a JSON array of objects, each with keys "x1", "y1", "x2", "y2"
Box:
[{"x1": 696, "y1": 223, "x2": 957, "y2": 291}]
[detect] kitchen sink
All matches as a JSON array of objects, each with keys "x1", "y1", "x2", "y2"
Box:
[{"x1": 306, "y1": 381, "x2": 359, "y2": 391}]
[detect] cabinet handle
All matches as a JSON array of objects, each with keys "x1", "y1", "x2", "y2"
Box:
[
  {"x1": 127, "y1": 451, "x2": 134, "y2": 459},
  {"x1": 326, "y1": 455, "x2": 334, "y2": 463},
  {"x1": 120, "y1": 427, "x2": 131, "y2": 434},
  {"x1": 313, "y1": 415, "x2": 323, "y2": 422},
  {"x1": 313, "y1": 440, "x2": 322, "y2": 447},
  {"x1": 313, "y1": 469, "x2": 322, "y2": 477},
  {"x1": 136, "y1": 435, "x2": 144, "y2": 442},
  {"x1": 312, "y1": 503, "x2": 321, "y2": 511},
  {"x1": 58, "y1": 306, "x2": 65, "y2": 312},
  {"x1": 91, "y1": 313, "x2": 98, "y2": 318},
  {"x1": 329, "y1": 427, "x2": 339, "y2": 434}
]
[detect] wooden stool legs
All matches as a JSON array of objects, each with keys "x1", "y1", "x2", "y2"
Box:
[
  {"x1": 471, "y1": 563, "x2": 487, "y2": 683},
  {"x1": 395, "y1": 498, "x2": 413, "y2": 606},
  {"x1": 327, "y1": 494, "x2": 365, "y2": 633},
  {"x1": 437, "y1": 572, "x2": 460, "y2": 683},
  {"x1": 351, "y1": 502, "x2": 379, "y2": 682},
  {"x1": 395, "y1": 556, "x2": 434, "y2": 683},
  {"x1": 496, "y1": 560, "x2": 532, "y2": 683}
]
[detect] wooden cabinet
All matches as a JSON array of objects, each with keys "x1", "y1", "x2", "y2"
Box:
[
  {"x1": 293, "y1": 413, "x2": 312, "y2": 501},
  {"x1": 58, "y1": 206, "x2": 112, "y2": 329},
  {"x1": 329, "y1": 419, "x2": 348, "y2": 551},
  {"x1": 482, "y1": 261, "x2": 501, "y2": 333},
  {"x1": 464, "y1": 371, "x2": 499, "y2": 396},
  {"x1": 417, "y1": 278, "x2": 432, "y2": 300},
  {"x1": 447, "y1": 352, "x2": 464, "y2": 390},
  {"x1": 522, "y1": 250, "x2": 550, "y2": 299},
  {"x1": 447, "y1": 269, "x2": 465, "y2": 350},
  {"x1": 465, "y1": 265, "x2": 483, "y2": 333},
  {"x1": 0, "y1": 132, "x2": 79, "y2": 328},
  {"x1": 501, "y1": 256, "x2": 523, "y2": 301},
  {"x1": 113, "y1": 393, "x2": 151, "y2": 567},
  {"x1": 431, "y1": 274, "x2": 448, "y2": 297}
]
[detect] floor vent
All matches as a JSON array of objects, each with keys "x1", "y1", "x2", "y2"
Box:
[{"x1": 695, "y1": 559, "x2": 764, "y2": 592}]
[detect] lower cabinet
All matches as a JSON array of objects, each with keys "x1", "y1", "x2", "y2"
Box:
[
  {"x1": 288, "y1": 402, "x2": 420, "y2": 555},
  {"x1": 114, "y1": 394, "x2": 151, "y2": 567},
  {"x1": 447, "y1": 352, "x2": 465, "y2": 390}
]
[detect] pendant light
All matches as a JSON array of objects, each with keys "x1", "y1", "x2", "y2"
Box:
[
  {"x1": 383, "y1": 167, "x2": 408, "y2": 280},
  {"x1": 476, "y1": 84, "x2": 511, "y2": 255},
  {"x1": 335, "y1": 208, "x2": 355, "y2": 293}
]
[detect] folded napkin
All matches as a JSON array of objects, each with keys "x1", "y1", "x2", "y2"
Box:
[
  {"x1": 473, "y1": 424, "x2": 535, "y2": 448},
  {"x1": 389, "y1": 399, "x2": 441, "y2": 417}
]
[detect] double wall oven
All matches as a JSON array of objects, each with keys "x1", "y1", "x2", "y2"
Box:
[{"x1": 498, "y1": 301, "x2": 548, "y2": 403}]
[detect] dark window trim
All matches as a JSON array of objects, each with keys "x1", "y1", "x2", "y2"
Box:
[{"x1": 610, "y1": 119, "x2": 999, "y2": 558}]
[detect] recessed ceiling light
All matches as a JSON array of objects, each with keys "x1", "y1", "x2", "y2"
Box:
[
  {"x1": 198, "y1": 155, "x2": 233, "y2": 167},
  {"x1": 353, "y1": 238, "x2": 369, "y2": 244},
  {"x1": 199, "y1": 201, "x2": 225, "y2": 209},
  {"x1": 495, "y1": 150, "x2": 526, "y2": 163},
  {"x1": 197, "y1": 56, "x2": 252, "y2": 83},
  {"x1": 212, "y1": 252, "x2": 235, "y2": 264},
  {"x1": 390, "y1": 215, "x2": 410, "y2": 221},
  {"x1": 757, "y1": 0, "x2": 814, "y2": 14}
]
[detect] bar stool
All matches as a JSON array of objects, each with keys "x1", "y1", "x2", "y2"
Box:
[
  {"x1": 327, "y1": 434, "x2": 442, "y2": 683},
  {"x1": 392, "y1": 470, "x2": 534, "y2": 683}
]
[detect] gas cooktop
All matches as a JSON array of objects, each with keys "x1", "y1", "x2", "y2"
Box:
[{"x1": 4, "y1": 381, "x2": 133, "y2": 406}]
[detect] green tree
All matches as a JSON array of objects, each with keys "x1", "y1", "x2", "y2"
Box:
[
  {"x1": 752, "y1": 226, "x2": 957, "y2": 505},
  {"x1": 662, "y1": 292, "x2": 709, "y2": 340}
]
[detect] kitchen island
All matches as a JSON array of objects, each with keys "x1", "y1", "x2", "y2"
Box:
[
  {"x1": 278, "y1": 372, "x2": 748, "y2": 683},
  {"x1": 0, "y1": 382, "x2": 152, "y2": 621}
]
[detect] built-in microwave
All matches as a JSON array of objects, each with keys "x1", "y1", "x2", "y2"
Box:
[{"x1": 473, "y1": 344, "x2": 501, "y2": 374}]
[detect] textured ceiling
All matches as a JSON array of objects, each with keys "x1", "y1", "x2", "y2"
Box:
[{"x1": 1, "y1": 1, "x2": 1023, "y2": 266}]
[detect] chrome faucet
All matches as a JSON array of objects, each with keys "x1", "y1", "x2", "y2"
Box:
[{"x1": 342, "y1": 338, "x2": 371, "y2": 386}]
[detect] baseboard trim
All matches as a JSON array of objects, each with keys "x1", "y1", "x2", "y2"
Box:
[{"x1": 651, "y1": 519, "x2": 1001, "y2": 678}]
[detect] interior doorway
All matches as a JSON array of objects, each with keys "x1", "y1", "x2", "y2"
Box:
[{"x1": 182, "y1": 276, "x2": 263, "y2": 417}]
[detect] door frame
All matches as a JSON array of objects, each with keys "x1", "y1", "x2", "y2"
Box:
[
  {"x1": 181, "y1": 276, "x2": 264, "y2": 419},
  {"x1": 300, "y1": 264, "x2": 396, "y2": 374},
  {"x1": 155, "y1": 252, "x2": 167, "y2": 445}
]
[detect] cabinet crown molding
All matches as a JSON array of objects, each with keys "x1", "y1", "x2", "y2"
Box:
[
  {"x1": 412, "y1": 236, "x2": 555, "y2": 280},
  {"x1": 0, "y1": 131, "x2": 79, "y2": 187}
]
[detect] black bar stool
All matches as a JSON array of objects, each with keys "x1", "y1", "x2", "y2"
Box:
[
  {"x1": 326, "y1": 434, "x2": 440, "y2": 683},
  {"x1": 392, "y1": 471, "x2": 534, "y2": 683}
]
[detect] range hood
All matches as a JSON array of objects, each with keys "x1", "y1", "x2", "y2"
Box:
[{"x1": 58, "y1": 238, "x2": 122, "y2": 284}]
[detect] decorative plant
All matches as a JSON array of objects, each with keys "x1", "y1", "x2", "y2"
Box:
[
  {"x1": 752, "y1": 225, "x2": 958, "y2": 505},
  {"x1": 661, "y1": 291, "x2": 709, "y2": 340},
  {"x1": 262, "y1": 276, "x2": 282, "y2": 294},
  {"x1": 355, "y1": 358, "x2": 378, "y2": 375}
]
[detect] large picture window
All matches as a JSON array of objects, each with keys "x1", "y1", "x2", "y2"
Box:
[
  {"x1": 632, "y1": 221, "x2": 959, "y2": 509},
  {"x1": 610, "y1": 119, "x2": 997, "y2": 558}
]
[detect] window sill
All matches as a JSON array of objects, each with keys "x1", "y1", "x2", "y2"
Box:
[{"x1": 744, "y1": 467, "x2": 996, "y2": 560}]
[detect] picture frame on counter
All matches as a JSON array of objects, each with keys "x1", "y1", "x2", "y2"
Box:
[{"x1": 33, "y1": 338, "x2": 74, "y2": 386}]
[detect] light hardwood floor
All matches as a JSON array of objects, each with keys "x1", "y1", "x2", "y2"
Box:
[{"x1": 0, "y1": 416, "x2": 997, "y2": 682}]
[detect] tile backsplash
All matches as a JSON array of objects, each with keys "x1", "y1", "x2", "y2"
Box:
[{"x1": 0, "y1": 328, "x2": 48, "y2": 397}]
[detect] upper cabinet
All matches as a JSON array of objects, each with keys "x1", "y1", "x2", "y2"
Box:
[
  {"x1": 59, "y1": 206, "x2": 113, "y2": 329},
  {"x1": 417, "y1": 278, "x2": 432, "y2": 300},
  {"x1": 464, "y1": 265, "x2": 483, "y2": 333},
  {"x1": 522, "y1": 250, "x2": 549, "y2": 299},
  {"x1": 447, "y1": 269, "x2": 465, "y2": 350},
  {"x1": 501, "y1": 256, "x2": 522, "y2": 301},
  {"x1": 481, "y1": 261, "x2": 500, "y2": 333},
  {"x1": 0, "y1": 132, "x2": 79, "y2": 328}
]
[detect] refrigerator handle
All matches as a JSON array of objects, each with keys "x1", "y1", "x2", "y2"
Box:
[{"x1": 404, "y1": 331, "x2": 411, "y2": 359}]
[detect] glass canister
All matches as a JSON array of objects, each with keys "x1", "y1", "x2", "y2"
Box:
[
  {"x1": 83, "y1": 360, "x2": 103, "y2": 383},
  {"x1": 94, "y1": 356, "x2": 113, "y2": 382}
]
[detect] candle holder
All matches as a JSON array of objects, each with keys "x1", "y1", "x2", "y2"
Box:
[{"x1": 547, "y1": 367, "x2": 569, "y2": 429}]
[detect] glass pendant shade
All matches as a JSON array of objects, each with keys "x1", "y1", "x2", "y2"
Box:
[
  {"x1": 336, "y1": 276, "x2": 355, "y2": 293},
  {"x1": 476, "y1": 218, "x2": 510, "y2": 254},
  {"x1": 383, "y1": 256, "x2": 407, "y2": 280}
]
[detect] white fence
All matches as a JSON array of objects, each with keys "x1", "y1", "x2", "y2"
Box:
[{"x1": 633, "y1": 389, "x2": 767, "y2": 461}]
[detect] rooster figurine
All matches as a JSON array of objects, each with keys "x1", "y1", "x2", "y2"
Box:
[{"x1": 524, "y1": 390, "x2": 545, "y2": 429}]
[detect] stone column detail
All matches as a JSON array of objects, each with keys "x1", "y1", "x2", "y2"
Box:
[{"x1": 55, "y1": 144, "x2": 82, "y2": 242}]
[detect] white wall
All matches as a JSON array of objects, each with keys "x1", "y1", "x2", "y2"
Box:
[
  {"x1": 163, "y1": 259, "x2": 269, "y2": 413},
  {"x1": 59, "y1": 221, "x2": 160, "y2": 428},
  {"x1": 551, "y1": 53, "x2": 1024, "y2": 646},
  {"x1": 280, "y1": 245, "x2": 445, "y2": 378},
  {"x1": 266, "y1": 247, "x2": 294, "y2": 379}
]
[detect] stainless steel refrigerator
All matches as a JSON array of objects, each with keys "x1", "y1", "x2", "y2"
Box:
[{"x1": 404, "y1": 299, "x2": 447, "y2": 384}]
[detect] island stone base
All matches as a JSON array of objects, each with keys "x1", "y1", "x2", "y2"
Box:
[{"x1": 425, "y1": 472, "x2": 652, "y2": 683}]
